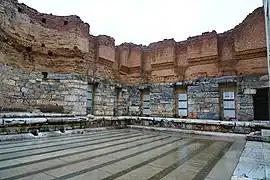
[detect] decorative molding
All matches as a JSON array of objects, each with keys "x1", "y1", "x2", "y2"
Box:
[
  {"x1": 236, "y1": 47, "x2": 266, "y2": 60},
  {"x1": 218, "y1": 70, "x2": 237, "y2": 76},
  {"x1": 97, "y1": 57, "x2": 114, "y2": 68},
  {"x1": 151, "y1": 62, "x2": 174, "y2": 71},
  {"x1": 119, "y1": 65, "x2": 128, "y2": 74},
  {"x1": 129, "y1": 66, "x2": 140, "y2": 74},
  {"x1": 187, "y1": 55, "x2": 218, "y2": 66},
  {"x1": 252, "y1": 66, "x2": 268, "y2": 70}
]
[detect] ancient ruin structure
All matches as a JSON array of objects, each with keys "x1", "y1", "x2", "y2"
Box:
[{"x1": 0, "y1": 0, "x2": 269, "y2": 122}]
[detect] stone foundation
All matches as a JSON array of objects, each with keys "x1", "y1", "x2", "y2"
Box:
[
  {"x1": 1, "y1": 66, "x2": 269, "y2": 120},
  {"x1": 1, "y1": 113, "x2": 269, "y2": 136}
]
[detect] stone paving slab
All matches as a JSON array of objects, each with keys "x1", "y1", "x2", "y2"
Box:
[
  {"x1": 231, "y1": 141, "x2": 270, "y2": 180},
  {"x1": 0, "y1": 129, "x2": 246, "y2": 180}
]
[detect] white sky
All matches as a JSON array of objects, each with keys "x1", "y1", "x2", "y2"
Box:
[{"x1": 18, "y1": 0, "x2": 262, "y2": 45}]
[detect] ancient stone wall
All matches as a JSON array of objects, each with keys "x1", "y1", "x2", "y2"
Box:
[
  {"x1": 115, "y1": 7, "x2": 267, "y2": 84},
  {"x1": 188, "y1": 84, "x2": 220, "y2": 120},
  {"x1": 126, "y1": 75, "x2": 268, "y2": 120},
  {"x1": 0, "y1": 1, "x2": 268, "y2": 121},
  {"x1": 1, "y1": 64, "x2": 268, "y2": 120},
  {"x1": 150, "y1": 84, "x2": 174, "y2": 117},
  {"x1": 0, "y1": 0, "x2": 90, "y2": 75},
  {"x1": 237, "y1": 75, "x2": 269, "y2": 120},
  {"x1": 126, "y1": 86, "x2": 141, "y2": 116},
  {"x1": 0, "y1": 65, "x2": 87, "y2": 115},
  {"x1": 0, "y1": 0, "x2": 267, "y2": 84},
  {"x1": 116, "y1": 87, "x2": 129, "y2": 116},
  {"x1": 93, "y1": 82, "x2": 116, "y2": 116}
]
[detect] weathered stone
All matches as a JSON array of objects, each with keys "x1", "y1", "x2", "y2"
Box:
[
  {"x1": 64, "y1": 95, "x2": 78, "y2": 102},
  {"x1": 3, "y1": 79, "x2": 16, "y2": 86},
  {"x1": 29, "y1": 79, "x2": 36, "y2": 83},
  {"x1": 0, "y1": 1, "x2": 268, "y2": 121}
]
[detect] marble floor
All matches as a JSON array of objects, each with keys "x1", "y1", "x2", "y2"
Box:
[
  {"x1": 232, "y1": 141, "x2": 270, "y2": 180},
  {"x1": 0, "y1": 129, "x2": 246, "y2": 180}
]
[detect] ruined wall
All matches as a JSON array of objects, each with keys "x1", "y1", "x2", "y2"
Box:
[
  {"x1": 93, "y1": 82, "x2": 115, "y2": 116},
  {"x1": 149, "y1": 40, "x2": 176, "y2": 83},
  {"x1": 218, "y1": 31, "x2": 237, "y2": 75},
  {"x1": 188, "y1": 84, "x2": 220, "y2": 120},
  {"x1": 127, "y1": 86, "x2": 141, "y2": 116},
  {"x1": 234, "y1": 7, "x2": 267, "y2": 76},
  {"x1": 0, "y1": 0, "x2": 90, "y2": 75},
  {"x1": 116, "y1": 87, "x2": 129, "y2": 116},
  {"x1": 0, "y1": 0, "x2": 267, "y2": 84},
  {"x1": 0, "y1": 1, "x2": 268, "y2": 121},
  {"x1": 0, "y1": 65, "x2": 87, "y2": 115},
  {"x1": 185, "y1": 31, "x2": 219, "y2": 79},
  {"x1": 237, "y1": 75, "x2": 269, "y2": 120},
  {"x1": 117, "y1": 43, "x2": 142, "y2": 84},
  {"x1": 2, "y1": 63, "x2": 267, "y2": 120},
  {"x1": 150, "y1": 84, "x2": 174, "y2": 117},
  {"x1": 118, "y1": 7, "x2": 266, "y2": 84}
]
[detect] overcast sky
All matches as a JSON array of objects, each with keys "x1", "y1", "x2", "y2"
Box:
[{"x1": 18, "y1": 0, "x2": 262, "y2": 45}]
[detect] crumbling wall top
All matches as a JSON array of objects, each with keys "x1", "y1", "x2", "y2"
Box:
[
  {"x1": 96, "y1": 35, "x2": 115, "y2": 46},
  {"x1": 16, "y1": 2, "x2": 90, "y2": 37},
  {"x1": 187, "y1": 30, "x2": 218, "y2": 44},
  {"x1": 176, "y1": 41, "x2": 188, "y2": 52},
  {"x1": 148, "y1": 39, "x2": 176, "y2": 50},
  {"x1": 234, "y1": 7, "x2": 263, "y2": 32}
]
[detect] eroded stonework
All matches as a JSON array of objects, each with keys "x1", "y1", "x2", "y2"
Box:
[{"x1": 0, "y1": 0, "x2": 269, "y2": 121}]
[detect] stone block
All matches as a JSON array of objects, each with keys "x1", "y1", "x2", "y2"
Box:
[
  {"x1": 188, "y1": 99, "x2": 196, "y2": 105},
  {"x1": 188, "y1": 104, "x2": 200, "y2": 112},
  {"x1": 93, "y1": 110, "x2": 104, "y2": 116},
  {"x1": 198, "y1": 113, "x2": 220, "y2": 120},
  {"x1": 204, "y1": 84, "x2": 219, "y2": 92},
  {"x1": 165, "y1": 104, "x2": 173, "y2": 112},
  {"x1": 3, "y1": 79, "x2": 16, "y2": 86},
  {"x1": 188, "y1": 85, "x2": 201, "y2": 93},
  {"x1": 21, "y1": 87, "x2": 31, "y2": 93},
  {"x1": 151, "y1": 87, "x2": 162, "y2": 93},
  {"x1": 40, "y1": 94, "x2": 51, "y2": 99},
  {"x1": 29, "y1": 79, "x2": 36, "y2": 83},
  {"x1": 205, "y1": 98, "x2": 219, "y2": 104},
  {"x1": 129, "y1": 106, "x2": 140, "y2": 112},
  {"x1": 238, "y1": 95, "x2": 253, "y2": 105},
  {"x1": 64, "y1": 95, "x2": 77, "y2": 102}
]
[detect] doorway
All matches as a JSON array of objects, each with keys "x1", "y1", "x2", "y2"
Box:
[{"x1": 254, "y1": 88, "x2": 269, "y2": 120}]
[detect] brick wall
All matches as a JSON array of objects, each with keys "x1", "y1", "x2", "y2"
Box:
[{"x1": 0, "y1": 0, "x2": 266, "y2": 84}]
